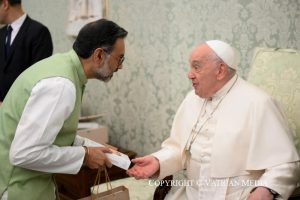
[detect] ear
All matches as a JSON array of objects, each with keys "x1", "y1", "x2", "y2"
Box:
[
  {"x1": 1, "y1": 0, "x2": 9, "y2": 9},
  {"x1": 216, "y1": 62, "x2": 227, "y2": 80},
  {"x1": 92, "y1": 48, "x2": 105, "y2": 64}
]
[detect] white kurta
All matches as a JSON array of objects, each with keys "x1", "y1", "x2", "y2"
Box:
[{"x1": 152, "y1": 75, "x2": 300, "y2": 200}]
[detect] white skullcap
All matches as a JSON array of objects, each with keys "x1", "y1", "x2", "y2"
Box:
[{"x1": 206, "y1": 40, "x2": 239, "y2": 69}]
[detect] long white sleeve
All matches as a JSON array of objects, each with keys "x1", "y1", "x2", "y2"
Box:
[
  {"x1": 9, "y1": 77, "x2": 85, "y2": 174},
  {"x1": 258, "y1": 161, "x2": 300, "y2": 200},
  {"x1": 73, "y1": 135, "x2": 104, "y2": 147}
]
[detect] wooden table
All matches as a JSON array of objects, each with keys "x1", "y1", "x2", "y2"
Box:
[{"x1": 54, "y1": 147, "x2": 136, "y2": 199}]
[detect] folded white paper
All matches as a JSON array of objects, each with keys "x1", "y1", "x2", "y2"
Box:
[
  {"x1": 81, "y1": 141, "x2": 131, "y2": 170},
  {"x1": 105, "y1": 151, "x2": 131, "y2": 170}
]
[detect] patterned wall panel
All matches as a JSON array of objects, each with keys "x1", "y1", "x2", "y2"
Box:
[{"x1": 23, "y1": 0, "x2": 300, "y2": 155}]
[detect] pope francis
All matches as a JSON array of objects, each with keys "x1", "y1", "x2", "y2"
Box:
[{"x1": 127, "y1": 40, "x2": 300, "y2": 200}]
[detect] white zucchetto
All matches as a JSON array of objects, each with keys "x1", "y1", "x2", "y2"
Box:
[{"x1": 206, "y1": 40, "x2": 239, "y2": 69}]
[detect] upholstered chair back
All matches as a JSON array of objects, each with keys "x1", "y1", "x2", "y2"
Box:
[{"x1": 247, "y1": 48, "x2": 300, "y2": 154}]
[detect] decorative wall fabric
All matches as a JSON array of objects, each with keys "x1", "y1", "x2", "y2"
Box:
[
  {"x1": 66, "y1": 0, "x2": 104, "y2": 36},
  {"x1": 24, "y1": 0, "x2": 300, "y2": 156}
]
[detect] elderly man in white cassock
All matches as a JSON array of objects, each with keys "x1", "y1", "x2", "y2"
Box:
[{"x1": 127, "y1": 40, "x2": 300, "y2": 200}]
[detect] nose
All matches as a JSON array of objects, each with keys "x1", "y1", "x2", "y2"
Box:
[{"x1": 187, "y1": 69, "x2": 195, "y2": 79}]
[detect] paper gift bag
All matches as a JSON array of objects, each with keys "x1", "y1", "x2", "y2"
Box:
[
  {"x1": 78, "y1": 167, "x2": 130, "y2": 200},
  {"x1": 79, "y1": 185, "x2": 129, "y2": 200}
]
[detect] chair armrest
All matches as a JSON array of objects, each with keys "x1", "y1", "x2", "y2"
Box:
[
  {"x1": 289, "y1": 186, "x2": 300, "y2": 200},
  {"x1": 153, "y1": 175, "x2": 173, "y2": 200}
]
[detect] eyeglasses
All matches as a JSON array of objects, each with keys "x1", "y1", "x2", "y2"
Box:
[
  {"x1": 112, "y1": 54, "x2": 125, "y2": 67},
  {"x1": 103, "y1": 49, "x2": 125, "y2": 67}
]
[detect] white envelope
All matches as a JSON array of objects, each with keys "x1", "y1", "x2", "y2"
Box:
[
  {"x1": 105, "y1": 151, "x2": 131, "y2": 170},
  {"x1": 81, "y1": 140, "x2": 131, "y2": 170}
]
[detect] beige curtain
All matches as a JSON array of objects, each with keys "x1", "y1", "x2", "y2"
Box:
[{"x1": 66, "y1": 0, "x2": 104, "y2": 37}]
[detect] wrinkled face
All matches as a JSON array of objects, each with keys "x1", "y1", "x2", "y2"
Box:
[
  {"x1": 187, "y1": 45, "x2": 220, "y2": 98},
  {"x1": 94, "y1": 38, "x2": 125, "y2": 82}
]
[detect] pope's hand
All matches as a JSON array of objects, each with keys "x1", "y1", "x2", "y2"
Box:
[
  {"x1": 247, "y1": 187, "x2": 274, "y2": 200},
  {"x1": 126, "y1": 155, "x2": 160, "y2": 179},
  {"x1": 84, "y1": 147, "x2": 112, "y2": 169}
]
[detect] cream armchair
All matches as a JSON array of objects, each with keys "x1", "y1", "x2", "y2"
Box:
[{"x1": 247, "y1": 47, "x2": 300, "y2": 199}]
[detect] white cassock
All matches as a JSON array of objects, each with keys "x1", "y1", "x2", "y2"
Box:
[{"x1": 152, "y1": 74, "x2": 300, "y2": 200}]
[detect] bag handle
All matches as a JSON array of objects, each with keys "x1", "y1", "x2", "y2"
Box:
[{"x1": 93, "y1": 166, "x2": 113, "y2": 194}]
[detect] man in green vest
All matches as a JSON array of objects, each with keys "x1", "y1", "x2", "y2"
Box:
[{"x1": 0, "y1": 18, "x2": 128, "y2": 200}]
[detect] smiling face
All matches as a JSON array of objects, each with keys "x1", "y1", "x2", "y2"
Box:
[{"x1": 187, "y1": 44, "x2": 224, "y2": 98}]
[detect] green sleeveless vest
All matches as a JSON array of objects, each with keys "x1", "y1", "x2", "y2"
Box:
[{"x1": 0, "y1": 50, "x2": 87, "y2": 200}]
